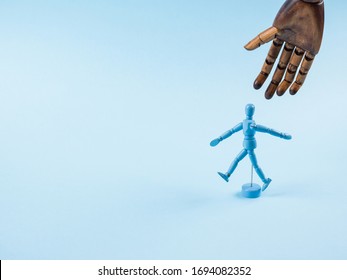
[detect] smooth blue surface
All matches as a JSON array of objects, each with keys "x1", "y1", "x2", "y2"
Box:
[{"x1": 1, "y1": 0, "x2": 347, "y2": 260}]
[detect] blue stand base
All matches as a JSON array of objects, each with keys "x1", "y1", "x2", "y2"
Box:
[{"x1": 241, "y1": 183, "x2": 261, "y2": 198}]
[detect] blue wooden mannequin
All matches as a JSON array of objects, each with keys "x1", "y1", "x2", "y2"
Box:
[{"x1": 210, "y1": 104, "x2": 291, "y2": 191}]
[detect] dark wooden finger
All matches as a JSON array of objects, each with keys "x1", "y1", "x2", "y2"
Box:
[
  {"x1": 277, "y1": 47, "x2": 305, "y2": 96},
  {"x1": 264, "y1": 42, "x2": 294, "y2": 99},
  {"x1": 289, "y1": 52, "x2": 315, "y2": 95},
  {"x1": 253, "y1": 38, "x2": 284, "y2": 90}
]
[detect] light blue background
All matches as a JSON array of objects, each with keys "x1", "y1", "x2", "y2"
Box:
[{"x1": 1, "y1": 0, "x2": 346, "y2": 259}]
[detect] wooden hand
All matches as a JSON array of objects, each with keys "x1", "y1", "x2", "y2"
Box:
[{"x1": 245, "y1": 0, "x2": 324, "y2": 99}]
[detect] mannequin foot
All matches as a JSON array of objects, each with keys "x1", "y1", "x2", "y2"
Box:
[
  {"x1": 218, "y1": 172, "x2": 230, "y2": 182},
  {"x1": 262, "y1": 178, "x2": 272, "y2": 191}
]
